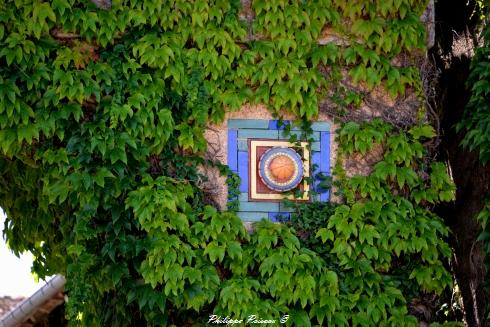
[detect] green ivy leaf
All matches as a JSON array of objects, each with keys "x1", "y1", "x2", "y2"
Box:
[
  {"x1": 316, "y1": 228, "x2": 334, "y2": 242},
  {"x1": 409, "y1": 125, "x2": 436, "y2": 140},
  {"x1": 204, "y1": 241, "x2": 225, "y2": 263}
]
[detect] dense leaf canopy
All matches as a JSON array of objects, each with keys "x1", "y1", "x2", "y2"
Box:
[{"x1": 0, "y1": 0, "x2": 460, "y2": 325}]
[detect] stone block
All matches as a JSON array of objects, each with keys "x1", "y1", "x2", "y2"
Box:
[
  {"x1": 238, "y1": 129, "x2": 279, "y2": 139},
  {"x1": 320, "y1": 132, "x2": 330, "y2": 173},
  {"x1": 228, "y1": 119, "x2": 269, "y2": 129},
  {"x1": 238, "y1": 151, "x2": 248, "y2": 192},
  {"x1": 238, "y1": 139, "x2": 248, "y2": 151},
  {"x1": 279, "y1": 203, "x2": 295, "y2": 212},
  {"x1": 268, "y1": 212, "x2": 291, "y2": 222},
  {"x1": 311, "y1": 121, "x2": 330, "y2": 131},
  {"x1": 311, "y1": 141, "x2": 321, "y2": 152},
  {"x1": 268, "y1": 120, "x2": 291, "y2": 130},
  {"x1": 285, "y1": 131, "x2": 320, "y2": 141},
  {"x1": 240, "y1": 201, "x2": 280, "y2": 212},
  {"x1": 227, "y1": 129, "x2": 238, "y2": 171},
  {"x1": 320, "y1": 191, "x2": 330, "y2": 202},
  {"x1": 312, "y1": 151, "x2": 321, "y2": 173},
  {"x1": 237, "y1": 211, "x2": 268, "y2": 222},
  {"x1": 239, "y1": 192, "x2": 249, "y2": 202}
]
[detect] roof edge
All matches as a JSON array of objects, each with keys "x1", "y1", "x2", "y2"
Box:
[{"x1": 0, "y1": 275, "x2": 66, "y2": 327}]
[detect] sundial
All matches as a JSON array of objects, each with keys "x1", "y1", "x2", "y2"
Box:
[
  {"x1": 248, "y1": 139, "x2": 310, "y2": 202},
  {"x1": 258, "y1": 147, "x2": 304, "y2": 192},
  {"x1": 226, "y1": 118, "x2": 330, "y2": 222}
]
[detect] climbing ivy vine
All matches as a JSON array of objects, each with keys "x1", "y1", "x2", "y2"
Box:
[
  {"x1": 457, "y1": 5, "x2": 490, "y2": 320},
  {"x1": 457, "y1": 16, "x2": 490, "y2": 164},
  {"x1": 0, "y1": 0, "x2": 459, "y2": 326}
]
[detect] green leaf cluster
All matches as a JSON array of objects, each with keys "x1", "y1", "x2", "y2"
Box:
[
  {"x1": 0, "y1": 0, "x2": 459, "y2": 326},
  {"x1": 281, "y1": 121, "x2": 456, "y2": 326},
  {"x1": 457, "y1": 18, "x2": 490, "y2": 163}
]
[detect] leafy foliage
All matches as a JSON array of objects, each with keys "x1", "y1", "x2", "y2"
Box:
[
  {"x1": 457, "y1": 18, "x2": 490, "y2": 163},
  {"x1": 332, "y1": 121, "x2": 454, "y2": 293},
  {"x1": 457, "y1": 10, "x2": 490, "y2": 320},
  {"x1": 477, "y1": 200, "x2": 490, "y2": 260},
  {"x1": 0, "y1": 0, "x2": 458, "y2": 326}
]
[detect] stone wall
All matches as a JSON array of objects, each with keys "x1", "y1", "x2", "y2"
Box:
[
  {"x1": 200, "y1": 0, "x2": 433, "y2": 220},
  {"x1": 202, "y1": 105, "x2": 338, "y2": 218}
]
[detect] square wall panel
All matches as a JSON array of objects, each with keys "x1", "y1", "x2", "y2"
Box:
[{"x1": 228, "y1": 119, "x2": 330, "y2": 222}]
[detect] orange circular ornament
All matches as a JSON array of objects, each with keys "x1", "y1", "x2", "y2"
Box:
[
  {"x1": 258, "y1": 147, "x2": 304, "y2": 192},
  {"x1": 269, "y1": 155, "x2": 296, "y2": 183}
]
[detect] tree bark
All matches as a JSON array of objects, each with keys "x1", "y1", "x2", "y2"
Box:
[{"x1": 432, "y1": 0, "x2": 490, "y2": 325}]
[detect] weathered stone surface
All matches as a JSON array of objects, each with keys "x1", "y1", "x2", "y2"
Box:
[{"x1": 421, "y1": 0, "x2": 435, "y2": 49}]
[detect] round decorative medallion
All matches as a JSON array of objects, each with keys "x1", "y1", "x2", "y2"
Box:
[{"x1": 258, "y1": 147, "x2": 304, "y2": 192}]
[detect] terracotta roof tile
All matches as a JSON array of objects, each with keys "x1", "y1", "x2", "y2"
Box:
[{"x1": 0, "y1": 296, "x2": 24, "y2": 318}]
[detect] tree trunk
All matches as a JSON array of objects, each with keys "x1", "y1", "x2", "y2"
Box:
[{"x1": 432, "y1": 0, "x2": 490, "y2": 325}]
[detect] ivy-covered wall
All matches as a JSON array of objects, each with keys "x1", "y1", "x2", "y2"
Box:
[{"x1": 0, "y1": 0, "x2": 459, "y2": 326}]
